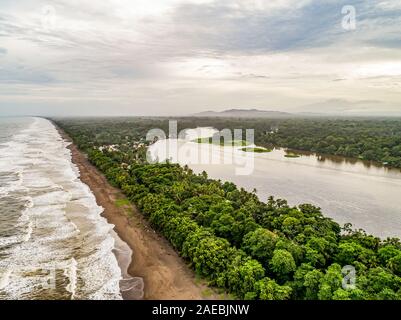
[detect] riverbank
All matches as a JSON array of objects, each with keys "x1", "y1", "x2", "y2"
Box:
[
  {"x1": 57, "y1": 127, "x2": 220, "y2": 300},
  {"x1": 150, "y1": 137, "x2": 401, "y2": 239}
]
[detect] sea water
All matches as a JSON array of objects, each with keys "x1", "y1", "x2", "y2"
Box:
[{"x1": 0, "y1": 117, "x2": 123, "y2": 299}]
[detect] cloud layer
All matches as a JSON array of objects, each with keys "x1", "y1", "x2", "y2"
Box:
[{"x1": 0, "y1": 0, "x2": 400, "y2": 116}]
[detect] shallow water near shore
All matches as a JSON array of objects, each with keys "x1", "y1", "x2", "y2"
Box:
[
  {"x1": 0, "y1": 117, "x2": 125, "y2": 299},
  {"x1": 150, "y1": 129, "x2": 401, "y2": 239}
]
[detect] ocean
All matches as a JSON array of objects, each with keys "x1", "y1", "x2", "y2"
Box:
[{"x1": 0, "y1": 117, "x2": 123, "y2": 299}]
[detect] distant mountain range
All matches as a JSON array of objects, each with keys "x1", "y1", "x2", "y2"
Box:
[
  {"x1": 190, "y1": 102, "x2": 401, "y2": 118},
  {"x1": 192, "y1": 109, "x2": 293, "y2": 118}
]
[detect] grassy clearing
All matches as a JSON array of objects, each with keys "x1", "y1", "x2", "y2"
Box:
[
  {"x1": 284, "y1": 153, "x2": 301, "y2": 158},
  {"x1": 115, "y1": 198, "x2": 131, "y2": 207},
  {"x1": 115, "y1": 198, "x2": 134, "y2": 216},
  {"x1": 201, "y1": 288, "x2": 214, "y2": 298},
  {"x1": 193, "y1": 137, "x2": 250, "y2": 147},
  {"x1": 240, "y1": 147, "x2": 271, "y2": 153}
]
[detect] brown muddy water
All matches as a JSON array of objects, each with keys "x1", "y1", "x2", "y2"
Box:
[{"x1": 150, "y1": 130, "x2": 401, "y2": 239}]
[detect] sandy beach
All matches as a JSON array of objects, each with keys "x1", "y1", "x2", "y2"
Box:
[{"x1": 57, "y1": 127, "x2": 218, "y2": 300}]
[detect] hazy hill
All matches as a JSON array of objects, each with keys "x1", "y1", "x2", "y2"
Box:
[{"x1": 192, "y1": 108, "x2": 292, "y2": 118}]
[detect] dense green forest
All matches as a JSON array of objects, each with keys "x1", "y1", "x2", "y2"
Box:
[
  {"x1": 55, "y1": 117, "x2": 401, "y2": 300},
  {"x1": 56, "y1": 116, "x2": 401, "y2": 168},
  {"x1": 186, "y1": 117, "x2": 401, "y2": 168}
]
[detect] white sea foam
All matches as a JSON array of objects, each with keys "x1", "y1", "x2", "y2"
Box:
[
  {"x1": 22, "y1": 221, "x2": 33, "y2": 242},
  {"x1": 0, "y1": 269, "x2": 12, "y2": 290},
  {"x1": 0, "y1": 118, "x2": 124, "y2": 300},
  {"x1": 64, "y1": 258, "x2": 78, "y2": 299},
  {"x1": 0, "y1": 235, "x2": 22, "y2": 248}
]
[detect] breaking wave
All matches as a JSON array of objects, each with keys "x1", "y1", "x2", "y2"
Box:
[{"x1": 0, "y1": 118, "x2": 124, "y2": 300}]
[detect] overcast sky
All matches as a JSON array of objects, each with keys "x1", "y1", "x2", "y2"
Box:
[{"x1": 0, "y1": 0, "x2": 400, "y2": 116}]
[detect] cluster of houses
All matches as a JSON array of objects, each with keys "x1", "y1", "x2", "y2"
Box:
[
  {"x1": 97, "y1": 144, "x2": 119, "y2": 152},
  {"x1": 97, "y1": 141, "x2": 146, "y2": 153}
]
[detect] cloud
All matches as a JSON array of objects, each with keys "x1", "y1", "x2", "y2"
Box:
[
  {"x1": 0, "y1": 63, "x2": 56, "y2": 84},
  {"x1": 168, "y1": 0, "x2": 393, "y2": 53},
  {"x1": 0, "y1": 0, "x2": 400, "y2": 116},
  {"x1": 296, "y1": 98, "x2": 401, "y2": 115}
]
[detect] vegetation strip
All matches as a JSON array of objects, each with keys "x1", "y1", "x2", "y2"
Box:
[{"x1": 56, "y1": 118, "x2": 401, "y2": 300}]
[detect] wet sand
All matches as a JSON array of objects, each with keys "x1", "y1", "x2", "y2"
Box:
[{"x1": 57, "y1": 127, "x2": 218, "y2": 300}]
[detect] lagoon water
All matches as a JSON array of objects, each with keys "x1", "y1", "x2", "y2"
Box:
[
  {"x1": 150, "y1": 128, "x2": 401, "y2": 239},
  {"x1": 0, "y1": 117, "x2": 123, "y2": 299}
]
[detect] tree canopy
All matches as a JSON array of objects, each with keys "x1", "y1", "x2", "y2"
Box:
[{"x1": 55, "y1": 117, "x2": 401, "y2": 300}]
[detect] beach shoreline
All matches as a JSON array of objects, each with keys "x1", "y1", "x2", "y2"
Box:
[{"x1": 56, "y1": 125, "x2": 217, "y2": 300}]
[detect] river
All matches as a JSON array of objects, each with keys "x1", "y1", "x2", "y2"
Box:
[{"x1": 149, "y1": 128, "x2": 401, "y2": 239}]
